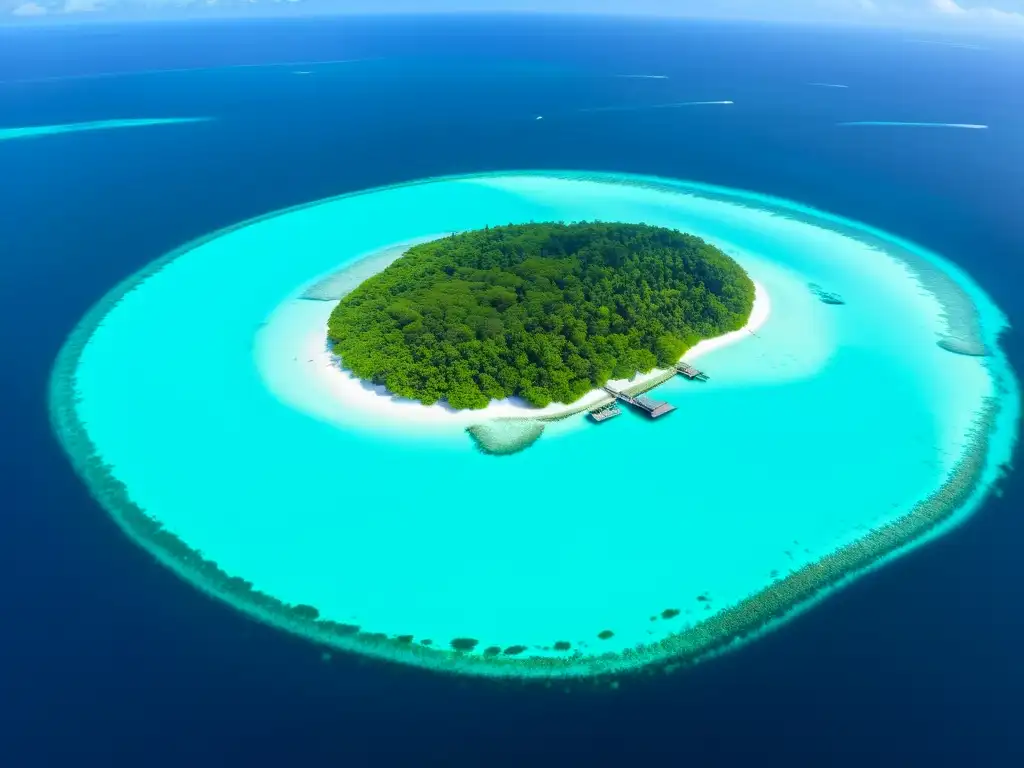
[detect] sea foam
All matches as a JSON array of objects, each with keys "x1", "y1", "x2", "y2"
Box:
[
  {"x1": 839, "y1": 121, "x2": 988, "y2": 129},
  {"x1": 579, "y1": 101, "x2": 733, "y2": 113}
]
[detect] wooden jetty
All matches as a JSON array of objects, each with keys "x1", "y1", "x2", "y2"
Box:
[
  {"x1": 674, "y1": 362, "x2": 709, "y2": 381},
  {"x1": 588, "y1": 402, "x2": 622, "y2": 423},
  {"x1": 602, "y1": 386, "x2": 676, "y2": 418}
]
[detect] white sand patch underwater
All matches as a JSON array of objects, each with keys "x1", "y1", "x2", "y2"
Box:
[{"x1": 51, "y1": 171, "x2": 1019, "y2": 679}]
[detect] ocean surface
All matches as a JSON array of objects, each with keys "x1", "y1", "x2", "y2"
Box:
[{"x1": 2, "y1": 15, "x2": 1023, "y2": 766}]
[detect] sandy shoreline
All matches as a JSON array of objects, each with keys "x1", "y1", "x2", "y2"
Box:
[{"x1": 298, "y1": 280, "x2": 770, "y2": 429}]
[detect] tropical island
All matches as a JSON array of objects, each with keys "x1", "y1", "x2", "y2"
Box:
[
  {"x1": 326, "y1": 222, "x2": 756, "y2": 411},
  {"x1": 52, "y1": 171, "x2": 1017, "y2": 681}
]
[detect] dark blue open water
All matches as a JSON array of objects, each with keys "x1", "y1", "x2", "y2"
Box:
[{"x1": 1, "y1": 15, "x2": 1022, "y2": 766}]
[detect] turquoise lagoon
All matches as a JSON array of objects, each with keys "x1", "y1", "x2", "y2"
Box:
[{"x1": 50, "y1": 172, "x2": 1019, "y2": 679}]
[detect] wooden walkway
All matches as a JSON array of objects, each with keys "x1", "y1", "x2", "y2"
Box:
[
  {"x1": 588, "y1": 402, "x2": 622, "y2": 423},
  {"x1": 674, "y1": 362, "x2": 709, "y2": 381},
  {"x1": 602, "y1": 386, "x2": 676, "y2": 418},
  {"x1": 589, "y1": 361, "x2": 712, "y2": 424}
]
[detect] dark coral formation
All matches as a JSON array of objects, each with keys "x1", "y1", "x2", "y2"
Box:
[
  {"x1": 807, "y1": 282, "x2": 846, "y2": 305},
  {"x1": 292, "y1": 604, "x2": 320, "y2": 620},
  {"x1": 321, "y1": 621, "x2": 360, "y2": 635}
]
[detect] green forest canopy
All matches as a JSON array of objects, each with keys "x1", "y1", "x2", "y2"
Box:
[{"x1": 327, "y1": 222, "x2": 755, "y2": 410}]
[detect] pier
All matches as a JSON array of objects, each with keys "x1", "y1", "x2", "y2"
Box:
[
  {"x1": 674, "y1": 362, "x2": 709, "y2": 381},
  {"x1": 587, "y1": 402, "x2": 622, "y2": 423},
  {"x1": 602, "y1": 386, "x2": 676, "y2": 418},
  {"x1": 590, "y1": 361, "x2": 710, "y2": 424}
]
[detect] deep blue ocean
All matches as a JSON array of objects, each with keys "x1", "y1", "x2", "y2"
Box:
[{"x1": 1, "y1": 15, "x2": 1022, "y2": 766}]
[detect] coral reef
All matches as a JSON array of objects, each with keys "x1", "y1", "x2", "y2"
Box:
[
  {"x1": 807, "y1": 282, "x2": 846, "y2": 305},
  {"x1": 466, "y1": 420, "x2": 545, "y2": 456}
]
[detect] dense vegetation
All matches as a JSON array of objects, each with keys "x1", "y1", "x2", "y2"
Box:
[{"x1": 327, "y1": 222, "x2": 754, "y2": 409}]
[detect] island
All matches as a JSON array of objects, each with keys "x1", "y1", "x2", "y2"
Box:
[
  {"x1": 327, "y1": 222, "x2": 755, "y2": 412},
  {"x1": 51, "y1": 171, "x2": 1018, "y2": 682}
]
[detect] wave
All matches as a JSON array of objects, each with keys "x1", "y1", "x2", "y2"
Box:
[
  {"x1": 809, "y1": 82, "x2": 849, "y2": 89},
  {"x1": 839, "y1": 121, "x2": 988, "y2": 129},
  {"x1": 579, "y1": 100, "x2": 733, "y2": 113},
  {"x1": 0, "y1": 118, "x2": 212, "y2": 143},
  {"x1": 0, "y1": 58, "x2": 374, "y2": 86},
  {"x1": 614, "y1": 74, "x2": 669, "y2": 79},
  {"x1": 907, "y1": 39, "x2": 989, "y2": 51},
  {"x1": 667, "y1": 100, "x2": 734, "y2": 106}
]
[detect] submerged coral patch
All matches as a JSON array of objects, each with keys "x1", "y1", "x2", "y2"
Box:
[
  {"x1": 808, "y1": 282, "x2": 846, "y2": 305},
  {"x1": 466, "y1": 420, "x2": 546, "y2": 456}
]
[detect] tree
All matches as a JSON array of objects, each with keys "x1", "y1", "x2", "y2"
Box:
[{"x1": 327, "y1": 222, "x2": 754, "y2": 410}]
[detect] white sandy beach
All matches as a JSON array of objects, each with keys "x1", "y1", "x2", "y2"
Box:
[{"x1": 288, "y1": 280, "x2": 770, "y2": 430}]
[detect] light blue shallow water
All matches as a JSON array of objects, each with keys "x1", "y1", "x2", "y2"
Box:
[
  {"x1": 0, "y1": 58, "x2": 371, "y2": 86},
  {"x1": 838, "y1": 121, "x2": 988, "y2": 129},
  {"x1": 66, "y1": 172, "x2": 1017, "y2": 669},
  {"x1": 0, "y1": 118, "x2": 212, "y2": 142}
]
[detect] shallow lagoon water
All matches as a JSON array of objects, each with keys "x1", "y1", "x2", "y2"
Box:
[
  {"x1": 52, "y1": 171, "x2": 1018, "y2": 678},
  {"x1": 0, "y1": 117, "x2": 212, "y2": 142}
]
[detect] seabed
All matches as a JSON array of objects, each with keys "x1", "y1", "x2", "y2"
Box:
[{"x1": 49, "y1": 171, "x2": 1020, "y2": 680}]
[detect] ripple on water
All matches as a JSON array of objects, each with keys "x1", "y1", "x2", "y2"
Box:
[{"x1": 50, "y1": 172, "x2": 1019, "y2": 679}]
